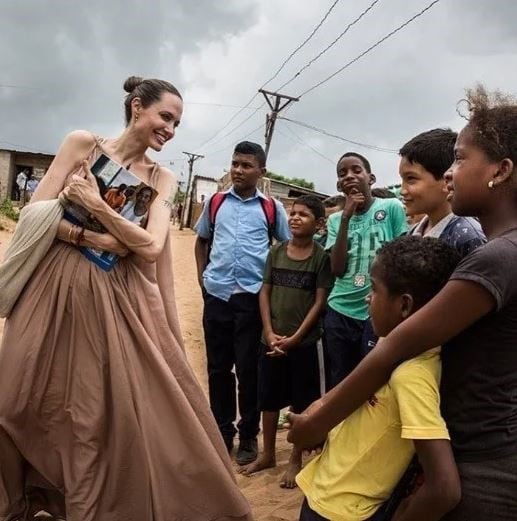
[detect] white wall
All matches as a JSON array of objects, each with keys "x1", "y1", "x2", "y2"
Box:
[{"x1": 195, "y1": 178, "x2": 218, "y2": 203}]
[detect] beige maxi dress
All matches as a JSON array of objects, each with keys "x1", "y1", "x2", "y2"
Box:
[{"x1": 0, "y1": 139, "x2": 252, "y2": 521}]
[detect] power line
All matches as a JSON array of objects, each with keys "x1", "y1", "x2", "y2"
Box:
[
  {"x1": 280, "y1": 117, "x2": 398, "y2": 153},
  {"x1": 299, "y1": 0, "x2": 442, "y2": 97},
  {"x1": 195, "y1": 0, "x2": 342, "y2": 151},
  {"x1": 0, "y1": 83, "x2": 38, "y2": 90},
  {"x1": 260, "y1": 89, "x2": 299, "y2": 160},
  {"x1": 275, "y1": 0, "x2": 382, "y2": 92},
  {"x1": 0, "y1": 140, "x2": 53, "y2": 155},
  {"x1": 204, "y1": 124, "x2": 264, "y2": 158},
  {"x1": 195, "y1": 100, "x2": 264, "y2": 152},
  {"x1": 201, "y1": 104, "x2": 265, "y2": 153},
  {"x1": 277, "y1": 125, "x2": 335, "y2": 164},
  {"x1": 179, "y1": 152, "x2": 204, "y2": 230},
  {"x1": 185, "y1": 101, "x2": 261, "y2": 109},
  {"x1": 156, "y1": 157, "x2": 185, "y2": 164},
  {"x1": 262, "y1": 0, "x2": 342, "y2": 88}
]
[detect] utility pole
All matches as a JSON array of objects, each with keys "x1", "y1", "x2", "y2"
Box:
[
  {"x1": 179, "y1": 151, "x2": 204, "y2": 230},
  {"x1": 259, "y1": 89, "x2": 299, "y2": 160}
]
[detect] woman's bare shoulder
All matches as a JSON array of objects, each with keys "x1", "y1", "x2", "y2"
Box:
[
  {"x1": 157, "y1": 164, "x2": 175, "y2": 181},
  {"x1": 61, "y1": 130, "x2": 98, "y2": 151}
]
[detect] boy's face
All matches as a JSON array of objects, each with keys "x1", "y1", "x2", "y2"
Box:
[
  {"x1": 318, "y1": 204, "x2": 343, "y2": 235},
  {"x1": 230, "y1": 153, "x2": 265, "y2": 193},
  {"x1": 399, "y1": 157, "x2": 449, "y2": 216},
  {"x1": 337, "y1": 156, "x2": 374, "y2": 197},
  {"x1": 289, "y1": 203, "x2": 321, "y2": 238},
  {"x1": 366, "y1": 260, "x2": 406, "y2": 338}
]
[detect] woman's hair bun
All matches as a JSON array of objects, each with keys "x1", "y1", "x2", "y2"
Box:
[{"x1": 123, "y1": 76, "x2": 144, "y2": 93}]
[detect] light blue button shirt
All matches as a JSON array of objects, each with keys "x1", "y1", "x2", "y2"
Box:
[{"x1": 195, "y1": 187, "x2": 291, "y2": 301}]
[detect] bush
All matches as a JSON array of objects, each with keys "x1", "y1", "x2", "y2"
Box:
[{"x1": 0, "y1": 198, "x2": 20, "y2": 222}]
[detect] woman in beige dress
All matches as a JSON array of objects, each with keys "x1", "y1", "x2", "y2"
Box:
[{"x1": 0, "y1": 76, "x2": 252, "y2": 521}]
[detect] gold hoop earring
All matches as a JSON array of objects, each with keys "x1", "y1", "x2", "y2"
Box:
[{"x1": 488, "y1": 180, "x2": 494, "y2": 189}]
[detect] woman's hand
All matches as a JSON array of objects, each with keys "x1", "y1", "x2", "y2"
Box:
[
  {"x1": 83, "y1": 231, "x2": 129, "y2": 257},
  {"x1": 61, "y1": 160, "x2": 102, "y2": 211}
]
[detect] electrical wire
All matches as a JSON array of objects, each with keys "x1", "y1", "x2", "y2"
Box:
[
  {"x1": 261, "y1": 0, "x2": 342, "y2": 88},
  {"x1": 185, "y1": 102, "x2": 261, "y2": 109},
  {"x1": 195, "y1": 0, "x2": 342, "y2": 151},
  {"x1": 299, "y1": 0, "x2": 442, "y2": 97},
  {"x1": 277, "y1": 125, "x2": 335, "y2": 164},
  {"x1": 204, "y1": 124, "x2": 264, "y2": 158},
  {"x1": 201, "y1": 105, "x2": 265, "y2": 153},
  {"x1": 280, "y1": 117, "x2": 398, "y2": 153},
  {"x1": 0, "y1": 140, "x2": 53, "y2": 155},
  {"x1": 0, "y1": 84, "x2": 38, "y2": 90},
  {"x1": 275, "y1": 0, "x2": 382, "y2": 92}
]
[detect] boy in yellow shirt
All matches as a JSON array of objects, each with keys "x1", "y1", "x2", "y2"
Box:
[{"x1": 296, "y1": 236, "x2": 461, "y2": 521}]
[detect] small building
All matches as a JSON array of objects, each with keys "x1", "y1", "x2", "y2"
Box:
[
  {"x1": 0, "y1": 147, "x2": 54, "y2": 201},
  {"x1": 218, "y1": 171, "x2": 328, "y2": 200},
  {"x1": 187, "y1": 175, "x2": 219, "y2": 227},
  {"x1": 192, "y1": 175, "x2": 218, "y2": 204},
  {"x1": 217, "y1": 171, "x2": 329, "y2": 214}
]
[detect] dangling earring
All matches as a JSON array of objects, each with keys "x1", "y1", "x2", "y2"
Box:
[
  {"x1": 488, "y1": 180, "x2": 495, "y2": 189},
  {"x1": 135, "y1": 114, "x2": 139, "y2": 123}
]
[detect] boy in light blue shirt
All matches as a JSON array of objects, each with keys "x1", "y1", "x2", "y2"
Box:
[{"x1": 194, "y1": 141, "x2": 290, "y2": 465}]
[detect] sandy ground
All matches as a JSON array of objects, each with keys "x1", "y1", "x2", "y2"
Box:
[{"x1": 0, "y1": 224, "x2": 304, "y2": 520}]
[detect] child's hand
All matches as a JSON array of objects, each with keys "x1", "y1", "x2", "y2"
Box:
[
  {"x1": 266, "y1": 345, "x2": 286, "y2": 357},
  {"x1": 273, "y1": 335, "x2": 300, "y2": 352},
  {"x1": 265, "y1": 331, "x2": 285, "y2": 347},
  {"x1": 342, "y1": 188, "x2": 365, "y2": 219},
  {"x1": 286, "y1": 411, "x2": 328, "y2": 451},
  {"x1": 265, "y1": 331, "x2": 286, "y2": 356}
]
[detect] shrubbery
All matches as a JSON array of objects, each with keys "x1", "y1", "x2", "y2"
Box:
[{"x1": 0, "y1": 198, "x2": 20, "y2": 222}]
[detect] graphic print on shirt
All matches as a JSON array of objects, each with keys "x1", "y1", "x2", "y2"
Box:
[
  {"x1": 271, "y1": 267, "x2": 317, "y2": 291},
  {"x1": 346, "y1": 224, "x2": 385, "y2": 286}
]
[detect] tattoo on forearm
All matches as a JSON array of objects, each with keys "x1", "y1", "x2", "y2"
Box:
[{"x1": 162, "y1": 199, "x2": 173, "y2": 210}]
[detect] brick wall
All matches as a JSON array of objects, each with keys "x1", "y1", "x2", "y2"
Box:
[
  {"x1": 0, "y1": 151, "x2": 14, "y2": 200},
  {"x1": 0, "y1": 150, "x2": 54, "y2": 200}
]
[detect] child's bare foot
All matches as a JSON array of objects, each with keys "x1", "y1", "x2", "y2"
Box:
[
  {"x1": 279, "y1": 461, "x2": 301, "y2": 488},
  {"x1": 238, "y1": 454, "x2": 276, "y2": 476}
]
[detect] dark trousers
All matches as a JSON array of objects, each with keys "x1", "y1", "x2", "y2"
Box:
[
  {"x1": 323, "y1": 306, "x2": 377, "y2": 390},
  {"x1": 299, "y1": 498, "x2": 392, "y2": 521},
  {"x1": 202, "y1": 291, "x2": 262, "y2": 441},
  {"x1": 299, "y1": 499, "x2": 328, "y2": 521}
]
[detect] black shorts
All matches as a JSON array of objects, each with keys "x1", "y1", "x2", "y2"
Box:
[{"x1": 257, "y1": 341, "x2": 322, "y2": 414}]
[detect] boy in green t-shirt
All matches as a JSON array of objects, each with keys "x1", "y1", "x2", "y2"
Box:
[
  {"x1": 325, "y1": 152, "x2": 407, "y2": 389},
  {"x1": 239, "y1": 195, "x2": 333, "y2": 488},
  {"x1": 296, "y1": 236, "x2": 461, "y2": 521}
]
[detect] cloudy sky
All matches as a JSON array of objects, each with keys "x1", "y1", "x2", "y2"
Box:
[{"x1": 1, "y1": 0, "x2": 516, "y2": 194}]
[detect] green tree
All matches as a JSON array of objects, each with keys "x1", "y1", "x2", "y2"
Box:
[{"x1": 266, "y1": 171, "x2": 314, "y2": 191}]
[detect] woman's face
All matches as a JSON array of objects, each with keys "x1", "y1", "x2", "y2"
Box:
[
  {"x1": 133, "y1": 92, "x2": 183, "y2": 152},
  {"x1": 445, "y1": 126, "x2": 499, "y2": 216}
]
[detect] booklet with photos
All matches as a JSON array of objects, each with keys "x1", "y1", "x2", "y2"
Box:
[{"x1": 64, "y1": 153, "x2": 158, "y2": 271}]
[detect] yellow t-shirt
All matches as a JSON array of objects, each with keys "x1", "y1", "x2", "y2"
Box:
[{"x1": 296, "y1": 348, "x2": 449, "y2": 521}]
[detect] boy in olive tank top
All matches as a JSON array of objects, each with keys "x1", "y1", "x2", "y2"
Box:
[{"x1": 239, "y1": 195, "x2": 334, "y2": 488}]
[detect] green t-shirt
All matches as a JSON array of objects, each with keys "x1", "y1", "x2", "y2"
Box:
[
  {"x1": 262, "y1": 241, "x2": 334, "y2": 345},
  {"x1": 326, "y1": 198, "x2": 408, "y2": 320}
]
